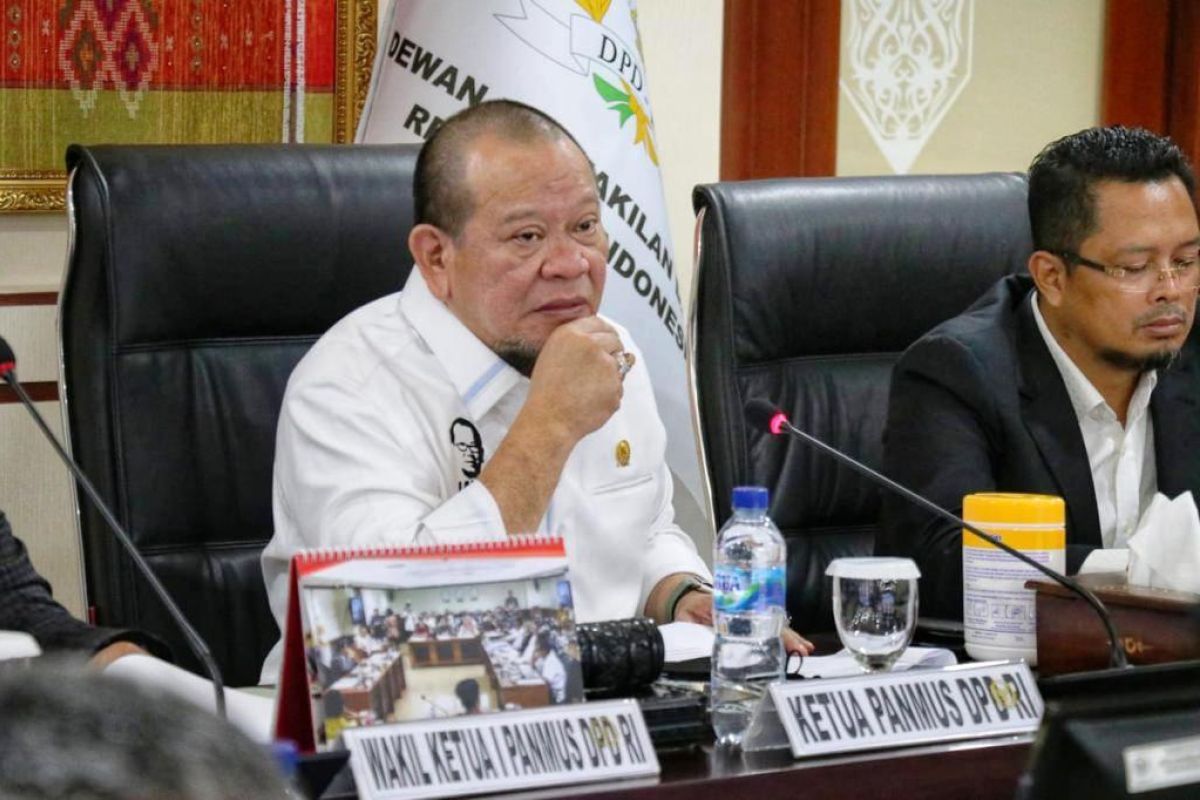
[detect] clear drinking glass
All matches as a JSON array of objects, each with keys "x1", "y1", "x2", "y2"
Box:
[{"x1": 826, "y1": 557, "x2": 921, "y2": 672}]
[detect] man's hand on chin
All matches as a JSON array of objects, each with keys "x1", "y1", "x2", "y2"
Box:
[
  {"x1": 480, "y1": 316, "x2": 627, "y2": 535},
  {"x1": 89, "y1": 641, "x2": 148, "y2": 669},
  {"x1": 524, "y1": 315, "x2": 626, "y2": 442}
]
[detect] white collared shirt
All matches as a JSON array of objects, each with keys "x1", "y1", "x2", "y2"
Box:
[
  {"x1": 259, "y1": 270, "x2": 708, "y2": 681},
  {"x1": 1031, "y1": 294, "x2": 1157, "y2": 549},
  {"x1": 537, "y1": 649, "x2": 568, "y2": 704}
]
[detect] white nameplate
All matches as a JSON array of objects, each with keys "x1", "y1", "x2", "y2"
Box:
[
  {"x1": 769, "y1": 660, "x2": 1043, "y2": 759},
  {"x1": 342, "y1": 698, "x2": 659, "y2": 800},
  {"x1": 1125, "y1": 734, "x2": 1200, "y2": 794}
]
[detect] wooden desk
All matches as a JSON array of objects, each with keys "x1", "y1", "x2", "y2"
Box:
[
  {"x1": 323, "y1": 634, "x2": 1032, "y2": 797},
  {"x1": 496, "y1": 680, "x2": 551, "y2": 709},
  {"x1": 406, "y1": 636, "x2": 554, "y2": 709},
  {"x1": 407, "y1": 637, "x2": 487, "y2": 667},
  {"x1": 481, "y1": 635, "x2": 553, "y2": 709},
  {"x1": 323, "y1": 735, "x2": 1032, "y2": 798},
  {"x1": 312, "y1": 606, "x2": 1197, "y2": 796},
  {"x1": 330, "y1": 652, "x2": 406, "y2": 721},
  {"x1": 583, "y1": 737, "x2": 1031, "y2": 799}
]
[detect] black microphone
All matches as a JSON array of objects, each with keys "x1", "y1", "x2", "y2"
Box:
[
  {"x1": 745, "y1": 397, "x2": 1128, "y2": 670},
  {"x1": 0, "y1": 337, "x2": 227, "y2": 716}
]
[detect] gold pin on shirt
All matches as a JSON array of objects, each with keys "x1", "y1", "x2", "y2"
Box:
[{"x1": 616, "y1": 439, "x2": 631, "y2": 467}]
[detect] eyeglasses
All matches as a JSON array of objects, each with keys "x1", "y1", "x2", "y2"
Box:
[{"x1": 1057, "y1": 250, "x2": 1200, "y2": 294}]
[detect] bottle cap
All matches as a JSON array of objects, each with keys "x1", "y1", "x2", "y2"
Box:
[
  {"x1": 731, "y1": 486, "x2": 769, "y2": 511},
  {"x1": 962, "y1": 492, "x2": 1064, "y2": 525}
]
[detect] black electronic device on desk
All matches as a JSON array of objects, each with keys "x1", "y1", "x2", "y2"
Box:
[
  {"x1": 578, "y1": 618, "x2": 711, "y2": 749},
  {"x1": 662, "y1": 656, "x2": 709, "y2": 679},
  {"x1": 1019, "y1": 660, "x2": 1200, "y2": 799},
  {"x1": 629, "y1": 679, "x2": 711, "y2": 750},
  {"x1": 299, "y1": 750, "x2": 351, "y2": 799}
]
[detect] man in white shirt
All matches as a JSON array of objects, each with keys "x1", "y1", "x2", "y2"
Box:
[
  {"x1": 456, "y1": 614, "x2": 479, "y2": 639},
  {"x1": 532, "y1": 632, "x2": 568, "y2": 705},
  {"x1": 260, "y1": 101, "x2": 811, "y2": 681},
  {"x1": 879, "y1": 126, "x2": 1200, "y2": 620}
]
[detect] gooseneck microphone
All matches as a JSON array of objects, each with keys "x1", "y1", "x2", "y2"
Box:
[
  {"x1": 745, "y1": 397, "x2": 1128, "y2": 670},
  {"x1": 0, "y1": 337, "x2": 227, "y2": 716}
]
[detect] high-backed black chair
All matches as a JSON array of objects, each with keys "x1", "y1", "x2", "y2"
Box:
[
  {"x1": 690, "y1": 174, "x2": 1032, "y2": 633},
  {"x1": 60, "y1": 144, "x2": 420, "y2": 685}
]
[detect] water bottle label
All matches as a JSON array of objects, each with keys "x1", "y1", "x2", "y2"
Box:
[{"x1": 713, "y1": 565, "x2": 786, "y2": 613}]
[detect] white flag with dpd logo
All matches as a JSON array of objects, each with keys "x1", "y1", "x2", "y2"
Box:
[{"x1": 357, "y1": 0, "x2": 706, "y2": 528}]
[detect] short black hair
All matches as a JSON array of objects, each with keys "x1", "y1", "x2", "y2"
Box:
[
  {"x1": 413, "y1": 99, "x2": 591, "y2": 237},
  {"x1": 1028, "y1": 125, "x2": 1196, "y2": 255},
  {"x1": 455, "y1": 678, "x2": 481, "y2": 712},
  {"x1": 450, "y1": 417, "x2": 478, "y2": 441}
]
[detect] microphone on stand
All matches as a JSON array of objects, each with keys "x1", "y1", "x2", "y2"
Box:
[
  {"x1": 0, "y1": 337, "x2": 227, "y2": 717},
  {"x1": 744, "y1": 397, "x2": 1128, "y2": 670}
]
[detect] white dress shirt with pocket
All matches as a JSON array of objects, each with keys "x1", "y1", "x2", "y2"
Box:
[
  {"x1": 260, "y1": 270, "x2": 709, "y2": 682},
  {"x1": 1031, "y1": 294, "x2": 1157, "y2": 553}
]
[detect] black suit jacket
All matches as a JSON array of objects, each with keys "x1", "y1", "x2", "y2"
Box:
[
  {"x1": 0, "y1": 510, "x2": 161, "y2": 656},
  {"x1": 877, "y1": 274, "x2": 1200, "y2": 619}
]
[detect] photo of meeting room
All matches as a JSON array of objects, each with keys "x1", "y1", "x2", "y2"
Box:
[{"x1": 301, "y1": 576, "x2": 583, "y2": 747}]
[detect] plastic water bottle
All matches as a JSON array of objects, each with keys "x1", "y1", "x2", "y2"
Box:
[{"x1": 711, "y1": 486, "x2": 787, "y2": 747}]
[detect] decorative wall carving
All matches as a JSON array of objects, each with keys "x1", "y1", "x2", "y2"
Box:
[{"x1": 841, "y1": 0, "x2": 974, "y2": 174}]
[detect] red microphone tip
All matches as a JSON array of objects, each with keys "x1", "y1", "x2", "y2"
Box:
[{"x1": 768, "y1": 411, "x2": 788, "y2": 435}]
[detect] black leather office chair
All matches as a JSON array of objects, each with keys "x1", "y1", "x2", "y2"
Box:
[
  {"x1": 690, "y1": 174, "x2": 1032, "y2": 633},
  {"x1": 60, "y1": 144, "x2": 420, "y2": 685}
]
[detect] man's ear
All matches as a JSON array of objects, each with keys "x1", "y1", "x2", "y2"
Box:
[
  {"x1": 409, "y1": 223, "x2": 454, "y2": 300},
  {"x1": 1029, "y1": 249, "x2": 1068, "y2": 307}
]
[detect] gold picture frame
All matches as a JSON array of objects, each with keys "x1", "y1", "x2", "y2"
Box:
[{"x1": 0, "y1": 0, "x2": 377, "y2": 213}]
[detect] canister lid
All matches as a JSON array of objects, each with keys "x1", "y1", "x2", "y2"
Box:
[
  {"x1": 962, "y1": 492, "x2": 1064, "y2": 524},
  {"x1": 825, "y1": 557, "x2": 921, "y2": 580}
]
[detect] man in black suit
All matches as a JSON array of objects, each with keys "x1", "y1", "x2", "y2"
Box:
[
  {"x1": 0, "y1": 509, "x2": 155, "y2": 665},
  {"x1": 878, "y1": 126, "x2": 1200, "y2": 620}
]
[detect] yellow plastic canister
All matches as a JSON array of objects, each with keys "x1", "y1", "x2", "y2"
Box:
[{"x1": 962, "y1": 493, "x2": 1066, "y2": 664}]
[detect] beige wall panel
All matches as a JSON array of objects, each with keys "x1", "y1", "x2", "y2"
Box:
[
  {"x1": 0, "y1": 305, "x2": 59, "y2": 382},
  {"x1": 0, "y1": 299, "x2": 84, "y2": 618},
  {"x1": 624, "y1": 1, "x2": 724, "y2": 552},
  {"x1": 635, "y1": 0, "x2": 724, "y2": 314},
  {"x1": 837, "y1": 0, "x2": 1105, "y2": 177},
  {"x1": 0, "y1": 401, "x2": 86, "y2": 619},
  {"x1": 0, "y1": 213, "x2": 70, "y2": 292}
]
